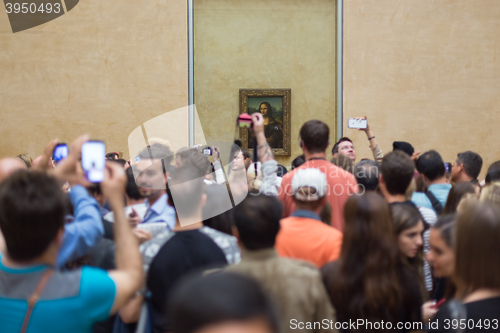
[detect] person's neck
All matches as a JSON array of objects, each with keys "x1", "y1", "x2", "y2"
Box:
[
  {"x1": 147, "y1": 191, "x2": 165, "y2": 206},
  {"x1": 429, "y1": 177, "x2": 449, "y2": 186},
  {"x1": 383, "y1": 193, "x2": 407, "y2": 204},
  {"x1": 463, "y1": 288, "x2": 500, "y2": 304},
  {"x1": 304, "y1": 151, "x2": 326, "y2": 161},
  {"x1": 172, "y1": 211, "x2": 204, "y2": 231},
  {"x1": 379, "y1": 185, "x2": 406, "y2": 203},
  {"x1": 1, "y1": 251, "x2": 56, "y2": 269},
  {"x1": 295, "y1": 204, "x2": 323, "y2": 216},
  {"x1": 457, "y1": 173, "x2": 473, "y2": 183}
]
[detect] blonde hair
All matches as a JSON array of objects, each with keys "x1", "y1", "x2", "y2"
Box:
[
  {"x1": 456, "y1": 193, "x2": 479, "y2": 213},
  {"x1": 16, "y1": 154, "x2": 33, "y2": 168},
  {"x1": 479, "y1": 182, "x2": 500, "y2": 206}
]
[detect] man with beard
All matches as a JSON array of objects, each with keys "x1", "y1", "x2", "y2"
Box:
[{"x1": 131, "y1": 143, "x2": 176, "y2": 230}]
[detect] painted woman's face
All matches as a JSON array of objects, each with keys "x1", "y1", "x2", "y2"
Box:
[{"x1": 259, "y1": 104, "x2": 269, "y2": 116}]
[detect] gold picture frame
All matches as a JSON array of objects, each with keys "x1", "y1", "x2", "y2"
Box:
[{"x1": 239, "y1": 89, "x2": 291, "y2": 156}]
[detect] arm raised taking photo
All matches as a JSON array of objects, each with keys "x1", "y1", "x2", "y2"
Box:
[{"x1": 252, "y1": 113, "x2": 274, "y2": 163}]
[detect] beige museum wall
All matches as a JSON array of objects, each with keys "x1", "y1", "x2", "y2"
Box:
[
  {"x1": 0, "y1": 0, "x2": 188, "y2": 160},
  {"x1": 193, "y1": 0, "x2": 337, "y2": 167},
  {"x1": 343, "y1": 0, "x2": 500, "y2": 179}
]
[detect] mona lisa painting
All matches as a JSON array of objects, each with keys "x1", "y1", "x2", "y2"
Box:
[{"x1": 239, "y1": 89, "x2": 291, "y2": 156}]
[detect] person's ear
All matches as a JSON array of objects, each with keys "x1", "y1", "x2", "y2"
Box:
[
  {"x1": 300, "y1": 140, "x2": 307, "y2": 152},
  {"x1": 200, "y1": 193, "x2": 207, "y2": 209},
  {"x1": 421, "y1": 174, "x2": 431, "y2": 186}
]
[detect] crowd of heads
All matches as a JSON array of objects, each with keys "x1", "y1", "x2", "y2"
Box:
[{"x1": 0, "y1": 116, "x2": 499, "y2": 333}]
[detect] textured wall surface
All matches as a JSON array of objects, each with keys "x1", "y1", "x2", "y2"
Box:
[
  {"x1": 0, "y1": 0, "x2": 188, "y2": 159},
  {"x1": 343, "y1": 0, "x2": 500, "y2": 178},
  {"x1": 193, "y1": 0, "x2": 337, "y2": 167}
]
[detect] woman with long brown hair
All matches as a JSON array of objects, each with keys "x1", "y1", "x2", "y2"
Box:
[
  {"x1": 442, "y1": 182, "x2": 477, "y2": 215},
  {"x1": 429, "y1": 201, "x2": 500, "y2": 331},
  {"x1": 391, "y1": 204, "x2": 427, "y2": 296},
  {"x1": 321, "y1": 193, "x2": 422, "y2": 332},
  {"x1": 422, "y1": 215, "x2": 457, "y2": 322}
]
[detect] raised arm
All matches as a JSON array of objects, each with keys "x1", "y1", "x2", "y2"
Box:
[
  {"x1": 252, "y1": 113, "x2": 274, "y2": 163},
  {"x1": 57, "y1": 186, "x2": 103, "y2": 267},
  {"x1": 251, "y1": 113, "x2": 281, "y2": 196},
  {"x1": 50, "y1": 135, "x2": 103, "y2": 268},
  {"x1": 358, "y1": 116, "x2": 383, "y2": 163},
  {"x1": 104, "y1": 162, "x2": 144, "y2": 314}
]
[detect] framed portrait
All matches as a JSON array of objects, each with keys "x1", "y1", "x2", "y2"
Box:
[{"x1": 239, "y1": 89, "x2": 291, "y2": 156}]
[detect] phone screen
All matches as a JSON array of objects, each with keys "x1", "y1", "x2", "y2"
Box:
[
  {"x1": 53, "y1": 144, "x2": 68, "y2": 164},
  {"x1": 444, "y1": 163, "x2": 452, "y2": 173},
  {"x1": 81, "y1": 141, "x2": 106, "y2": 183},
  {"x1": 203, "y1": 148, "x2": 212, "y2": 156},
  {"x1": 348, "y1": 118, "x2": 367, "y2": 129}
]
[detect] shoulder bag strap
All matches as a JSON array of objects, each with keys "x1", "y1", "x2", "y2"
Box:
[
  {"x1": 20, "y1": 269, "x2": 53, "y2": 333},
  {"x1": 425, "y1": 191, "x2": 444, "y2": 215}
]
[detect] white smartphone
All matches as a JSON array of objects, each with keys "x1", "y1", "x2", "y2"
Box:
[
  {"x1": 348, "y1": 118, "x2": 368, "y2": 129},
  {"x1": 81, "y1": 141, "x2": 106, "y2": 183}
]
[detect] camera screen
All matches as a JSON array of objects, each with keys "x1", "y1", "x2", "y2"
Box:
[
  {"x1": 203, "y1": 148, "x2": 211, "y2": 155},
  {"x1": 82, "y1": 141, "x2": 106, "y2": 182},
  {"x1": 53, "y1": 144, "x2": 68, "y2": 164}
]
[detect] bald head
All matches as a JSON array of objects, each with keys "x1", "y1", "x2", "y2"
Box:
[{"x1": 0, "y1": 158, "x2": 27, "y2": 183}]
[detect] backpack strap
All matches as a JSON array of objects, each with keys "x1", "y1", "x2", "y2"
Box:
[
  {"x1": 425, "y1": 191, "x2": 444, "y2": 215},
  {"x1": 20, "y1": 269, "x2": 53, "y2": 333}
]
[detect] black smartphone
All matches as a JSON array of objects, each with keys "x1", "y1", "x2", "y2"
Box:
[
  {"x1": 81, "y1": 141, "x2": 106, "y2": 183},
  {"x1": 444, "y1": 162, "x2": 452, "y2": 173},
  {"x1": 53, "y1": 143, "x2": 69, "y2": 164}
]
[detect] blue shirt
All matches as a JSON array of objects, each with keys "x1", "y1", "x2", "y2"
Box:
[
  {"x1": 57, "y1": 186, "x2": 104, "y2": 268},
  {"x1": 0, "y1": 257, "x2": 116, "y2": 333},
  {"x1": 411, "y1": 183, "x2": 452, "y2": 211},
  {"x1": 142, "y1": 193, "x2": 176, "y2": 231}
]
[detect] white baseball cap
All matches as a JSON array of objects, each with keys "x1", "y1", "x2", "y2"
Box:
[{"x1": 292, "y1": 168, "x2": 328, "y2": 201}]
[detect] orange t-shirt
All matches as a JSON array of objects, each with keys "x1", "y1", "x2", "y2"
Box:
[
  {"x1": 277, "y1": 159, "x2": 357, "y2": 231},
  {"x1": 275, "y1": 215, "x2": 343, "y2": 267}
]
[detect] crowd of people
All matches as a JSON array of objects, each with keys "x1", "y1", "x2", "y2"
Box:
[{"x1": 0, "y1": 113, "x2": 499, "y2": 333}]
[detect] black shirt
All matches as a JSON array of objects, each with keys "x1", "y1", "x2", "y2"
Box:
[
  {"x1": 429, "y1": 297, "x2": 500, "y2": 333},
  {"x1": 147, "y1": 229, "x2": 228, "y2": 333}
]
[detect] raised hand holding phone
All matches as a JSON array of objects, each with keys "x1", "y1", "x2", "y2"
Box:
[
  {"x1": 53, "y1": 135, "x2": 92, "y2": 187},
  {"x1": 347, "y1": 117, "x2": 368, "y2": 130},
  {"x1": 251, "y1": 112, "x2": 273, "y2": 163},
  {"x1": 32, "y1": 138, "x2": 59, "y2": 171}
]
